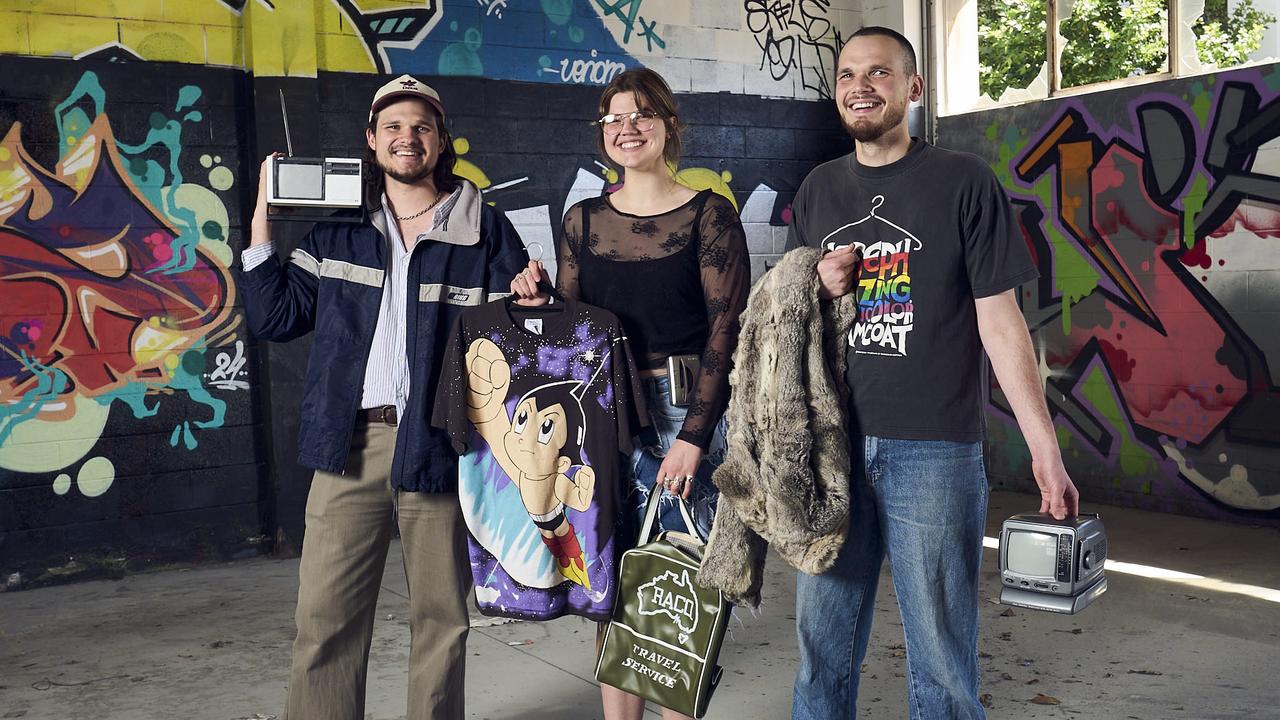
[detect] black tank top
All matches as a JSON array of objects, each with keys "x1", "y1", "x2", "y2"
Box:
[
  {"x1": 554, "y1": 189, "x2": 750, "y2": 450},
  {"x1": 577, "y1": 191, "x2": 711, "y2": 363}
]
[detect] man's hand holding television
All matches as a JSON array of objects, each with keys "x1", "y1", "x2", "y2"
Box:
[{"x1": 1033, "y1": 454, "x2": 1079, "y2": 521}]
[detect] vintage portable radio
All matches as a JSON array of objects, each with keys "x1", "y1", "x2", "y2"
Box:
[
  {"x1": 266, "y1": 156, "x2": 362, "y2": 208},
  {"x1": 267, "y1": 90, "x2": 363, "y2": 211},
  {"x1": 999, "y1": 513, "x2": 1108, "y2": 614}
]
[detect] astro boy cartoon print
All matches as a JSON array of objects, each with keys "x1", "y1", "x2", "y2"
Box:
[{"x1": 466, "y1": 341, "x2": 598, "y2": 589}]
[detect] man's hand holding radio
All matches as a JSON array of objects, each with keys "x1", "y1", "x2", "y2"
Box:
[
  {"x1": 816, "y1": 244, "x2": 861, "y2": 299},
  {"x1": 249, "y1": 153, "x2": 282, "y2": 248},
  {"x1": 510, "y1": 259, "x2": 551, "y2": 307}
]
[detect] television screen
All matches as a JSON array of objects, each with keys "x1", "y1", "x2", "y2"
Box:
[
  {"x1": 277, "y1": 162, "x2": 324, "y2": 200},
  {"x1": 1006, "y1": 530, "x2": 1057, "y2": 576}
]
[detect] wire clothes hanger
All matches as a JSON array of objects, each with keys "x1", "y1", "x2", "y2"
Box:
[
  {"x1": 819, "y1": 195, "x2": 922, "y2": 252},
  {"x1": 508, "y1": 241, "x2": 567, "y2": 308}
]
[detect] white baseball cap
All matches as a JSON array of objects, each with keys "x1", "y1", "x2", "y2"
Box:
[{"x1": 369, "y1": 74, "x2": 445, "y2": 121}]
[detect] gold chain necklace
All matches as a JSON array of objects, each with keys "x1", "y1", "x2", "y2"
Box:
[{"x1": 394, "y1": 192, "x2": 445, "y2": 222}]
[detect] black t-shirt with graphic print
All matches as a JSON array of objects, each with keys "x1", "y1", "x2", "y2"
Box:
[
  {"x1": 786, "y1": 140, "x2": 1038, "y2": 442},
  {"x1": 431, "y1": 298, "x2": 647, "y2": 621}
]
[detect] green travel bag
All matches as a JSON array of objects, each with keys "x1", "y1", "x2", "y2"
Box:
[{"x1": 594, "y1": 481, "x2": 730, "y2": 718}]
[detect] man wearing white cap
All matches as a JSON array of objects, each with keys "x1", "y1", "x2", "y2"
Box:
[{"x1": 237, "y1": 74, "x2": 528, "y2": 719}]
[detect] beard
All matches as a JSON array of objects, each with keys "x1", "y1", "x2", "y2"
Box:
[
  {"x1": 376, "y1": 152, "x2": 434, "y2": 185},
  {"x1": 841, "y1": 97, "x2": 908, "y2": 143}
]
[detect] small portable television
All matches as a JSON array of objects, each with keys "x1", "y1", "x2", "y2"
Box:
[
  {"x1": 267, "y1": 90, "x2": 363, "y2": 212},
  {"x1": 999, "y1": 513, "x2": 1108, "y2": 614}
]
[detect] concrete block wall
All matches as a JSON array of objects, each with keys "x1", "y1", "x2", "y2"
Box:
[
  {"x1": 0, "y1": 1, "x2": 860, "y2": 587},
  {"x1": 0, "y1": 0, "x2": 247, "y2": 66},
  {"x1": 937, "y1": 67, "x2": 1280, "y2": 526}
]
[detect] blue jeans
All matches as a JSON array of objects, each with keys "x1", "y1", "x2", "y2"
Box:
[
  {"x1": 627, "y1": 375, "x2": 725, "y2": 541},
  {"x1": 793, "y1": 436, "x2": 988, "y2": 720}
]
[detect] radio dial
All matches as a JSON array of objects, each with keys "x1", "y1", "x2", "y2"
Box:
[{"x1": 1082, "y1": 550, "x2": 1093, "y2": 570}]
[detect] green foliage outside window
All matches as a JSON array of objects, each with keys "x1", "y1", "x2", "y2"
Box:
[
  {"x1": 1194, "y1": 0, "x2": 1276, "y2": 69},
  {"x1": 1058, "y1": 0, "x2": 1169, "y2": 88},
  {"x1": 978, "y1": 0, "x2": 1047, "y2": 100},
  {"x1": 978, "y1": 0, "x2": 1276, "y2": 100}
]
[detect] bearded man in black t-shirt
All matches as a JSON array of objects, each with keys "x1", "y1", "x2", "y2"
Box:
[{"x1": 784, "y1": 27, "x2": 1080, "y2": 720}]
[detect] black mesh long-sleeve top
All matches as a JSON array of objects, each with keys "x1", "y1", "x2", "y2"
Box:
[{"x1": 556, "y1": 189, "x2": 750, "y2": 450}]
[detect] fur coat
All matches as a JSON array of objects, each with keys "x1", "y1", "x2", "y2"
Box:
[{"x1": 697, "y1": 247, "x2": 858, "y2": 607}]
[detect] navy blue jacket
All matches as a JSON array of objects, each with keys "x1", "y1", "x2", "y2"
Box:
[{"x1": 238, "y1": 181, "x2": 528, "y2": 492}]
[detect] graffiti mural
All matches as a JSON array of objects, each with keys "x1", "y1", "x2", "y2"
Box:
[
  {"x1": 384, "y1": 0, "x2": 637, "y2": 83},
  {"x1": 941, "y1": 66, "x2": 1280, "y2": 521},
  {"x1": 0, "y1": 70, "x2": 241, "y2": 499},
  {"x1": 592, "y1": 0, "x2": 666, "y2": 52},
  {"x1": 2, "y1": 2, "x2": 246, "y2": 67},
  {"x1": 0, "y1": 46, "x2": 845, "y2": 583},
  {"x1": 744, "y1": 0, "x2": 843, "y2": 98},
  {"x1": 0, "y1": 1, "x2": 854, "y2": 98},
  {"x1": 332, "y1": 0, "x2": 444, "y2": 72},
  {"x1": 328, "y1": 0, "x2": 654, "y2": 79}
]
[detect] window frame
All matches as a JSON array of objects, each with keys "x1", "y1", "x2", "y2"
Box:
[{"x1": 936, "y1": 0, "x2": 1274, "y2": 116}]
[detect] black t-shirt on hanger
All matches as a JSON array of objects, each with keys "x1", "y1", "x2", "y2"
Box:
[{"x1": 433, "y1": 298, "x2": 647, "y2": 620}]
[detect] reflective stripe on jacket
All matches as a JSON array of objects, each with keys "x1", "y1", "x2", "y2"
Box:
[{"x1": 237, "y1": 179, "x2": 528, "y2": 491}]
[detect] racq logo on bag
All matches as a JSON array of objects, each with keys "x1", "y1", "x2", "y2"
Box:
[{"x1": 638, "y1": 568, "x2": 700, "y2": 642}]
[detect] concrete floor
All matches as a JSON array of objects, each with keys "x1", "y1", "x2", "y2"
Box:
[{"x1": 2, "y1": 490, "x2": 1278, "y2": 720}]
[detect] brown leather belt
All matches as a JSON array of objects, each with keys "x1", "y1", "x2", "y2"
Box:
[{"x1": 358, "y1": 405, "x2": 398, "y2": 427}]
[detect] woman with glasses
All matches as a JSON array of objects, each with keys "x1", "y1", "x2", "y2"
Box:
[{"x1": 510, "y1": 67, "x2": 749, "y2": 720}]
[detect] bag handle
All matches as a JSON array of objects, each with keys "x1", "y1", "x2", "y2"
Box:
[{"x1": 636, "y1": 479, "x2": 703, "y2": 546}]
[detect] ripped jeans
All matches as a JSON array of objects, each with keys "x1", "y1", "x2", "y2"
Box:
[{"x1": 627, "y1": 374, "x2": 727, "y2": 541}]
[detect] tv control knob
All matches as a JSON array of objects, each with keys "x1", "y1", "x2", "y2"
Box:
[{"x1": 1082, "y1": 550, "x2": 1093, "y2": 570}]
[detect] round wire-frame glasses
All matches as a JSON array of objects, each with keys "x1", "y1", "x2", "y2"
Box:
[{"x1": 597, "y1": 110, "x2": 660, "y2": 135}]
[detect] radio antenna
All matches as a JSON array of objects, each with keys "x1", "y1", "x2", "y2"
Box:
[{"x1": 279, "y1": 89, "x2": 294, "y2": 157}]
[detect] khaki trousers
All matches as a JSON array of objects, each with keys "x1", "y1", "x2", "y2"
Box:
[{"x1": 285, "y1": 423, "x2": 470, "y2": 720}]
